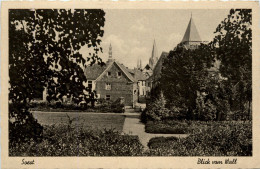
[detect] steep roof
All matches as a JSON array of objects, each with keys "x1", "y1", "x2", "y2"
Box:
[
  {"x1": 94, "y1": 61, "x2": 136, "y2": 82},
  {"x1": 151, "y1": 51, "x2": 169, "y2": 81},
  {"x1": 129, "y1": 69, "x2": 147, "y2": 81},
  {"x1": 181, "y1": 16, "x2": 201, "y2": 43},
  {"x1": 116, "y1": 62, "x2": 137, "y2": 82},
  {"x1": 84, "y1": 64, "x2": 107, "y2": 80}
]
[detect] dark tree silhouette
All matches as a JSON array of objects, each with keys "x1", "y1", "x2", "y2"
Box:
[
  {"x1": 9, "y1": 9, "x2": 105, "y2": 143},
  {"x1": 159, "y1": 9, "x2": 251, "y2": 121},
  {"x1": 212, "y1": 9, "x2": 252, "y2": 119}
]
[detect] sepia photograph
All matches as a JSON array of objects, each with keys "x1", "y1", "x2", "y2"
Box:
[{"x1": 7, "y1": 8, "x2": 252, "y2": 157}]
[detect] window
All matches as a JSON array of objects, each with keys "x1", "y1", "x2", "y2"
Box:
[
  {"x1": 117, "y1": 72, "x2": 122, "y2": 77},
  {"x1": 106, "y1": 95, "x2": 110, "y2": 100},
  {"x1": 107, "y1": 72, "x2": 111, "y2": 76},
  {"x1": 105, "y1": 83, "x2": 111, "y2": 90},
  {"x1": 88, "y1": 80, "x2": 92, "y2": 90}
]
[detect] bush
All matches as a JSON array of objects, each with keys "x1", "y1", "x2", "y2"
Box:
[
  {"x1": 29, "y1": 99, "x2": 125, "y2": 113},
  {"x1": 9, "y1": 103, "x2": 43, "y2": 143},
  {"x1": 144, "y1": 92, "x2": 174, "y2": 121},
  {"x1": 111, "y1": 98, "x2": 125, "y2": 113},
  {"x1": 145, "y1": 121, "x2": 252, "y2": 156},
  {"x1": 148, "y1": 137, "x2": 178, "y2": 149},
  {"x1": 145, "y1": 120, "x2": 189, "y2": 134},
  {"x1": 9, "y1": 124, "x2": 144, "y2": 156}
]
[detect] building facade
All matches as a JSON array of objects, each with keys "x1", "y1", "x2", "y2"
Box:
[{"x1": 84, "y1": 44, "x2": 141, "y2": 107}]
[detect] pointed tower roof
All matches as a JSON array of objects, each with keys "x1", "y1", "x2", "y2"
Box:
[
  {"x1": 151, "y1": 39, "x2": 158, "y2": 59},
  {"x1": 181, "y1": 15, "x2": 201, "y2": 43},
  {"x1": 149, "y1": 39, "x2": 158, "y2": 69}
]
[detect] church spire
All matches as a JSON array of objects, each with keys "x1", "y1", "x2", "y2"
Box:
[
  {"x1": 181, "y1": 14, "x2": 201, "y2": 44},
  {"x1": 149, "y1": 39, "x2": 158, "y2": 69}
]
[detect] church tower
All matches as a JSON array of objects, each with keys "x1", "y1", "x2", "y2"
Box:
[
  {"x1": 149, "y1": 40, "x2": 158, "y2": 69},
  {"x1": 181, "y1": 14, "x2": 202, "y2": 49}
]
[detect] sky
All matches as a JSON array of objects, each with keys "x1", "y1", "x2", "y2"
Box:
[{"x1": 80, "y1": 9, "x2": 230, "y2": 69}]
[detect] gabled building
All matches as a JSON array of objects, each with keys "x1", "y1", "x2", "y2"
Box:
[
  {"x1": 128, "y1": 68, "x2": 147, "y2": 96},
  {"x1": 84, "y1": 44, "x2": 142, "y2": 107}
]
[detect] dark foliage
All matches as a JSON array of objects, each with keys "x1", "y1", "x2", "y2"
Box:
[
  {"x1": 10, "y1": 125, "x2": 144, "y2": 156},
  {"x1": 111, "y1": 98, "x2": 125, "y2": 113},
  {"x1": 9, "y1": 9, "x2": 105, "y2": 143},
  {"x1": 29, "y1": 98, "x2": 125, "y2": 113},
  {"x1": 9, "y1": 103, "x2": 43, "y2": 143},
  {"x1": 146, "y1": 121, "x2": 252, "y2": 156},
  {"x1": 145, "y1": 120, "x2": 189, "y2": 134},
  {"x1": 212, "y1": 9, "x2": 252, "y2": 119},
  {"x1": 158, "y1": 9, "x2": 252, "y2": 121},
  {"x1": 160, "y1": 44, "x2": 213, "y2": 120},
  {"x1": 148, "y1": 137, "x2": 179, "y2": 149}
]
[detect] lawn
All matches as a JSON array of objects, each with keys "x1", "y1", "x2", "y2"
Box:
[{"x1": 32, "y1": 112, "x2": 126, "y2": 132}]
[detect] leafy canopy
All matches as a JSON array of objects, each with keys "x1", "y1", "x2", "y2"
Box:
[{"x1": 9, "y1": 9, "x2": 106, "y2": 142}]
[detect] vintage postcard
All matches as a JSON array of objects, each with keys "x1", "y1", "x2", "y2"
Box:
[{"x1": 1, "y1": 1, "x2": 260, "y2": 168}]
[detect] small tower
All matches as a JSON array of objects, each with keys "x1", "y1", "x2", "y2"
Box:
[
  {"x1": 109, "y1": 43, "x2": 112, "y2": 59},
  {"x1": 108, "y1": 43, "x2": 115, "y2": 63}
]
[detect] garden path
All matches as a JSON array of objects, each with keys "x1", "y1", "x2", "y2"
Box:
[{"x1": 122, "y1": 113, "x2": 189, "y2": 149}]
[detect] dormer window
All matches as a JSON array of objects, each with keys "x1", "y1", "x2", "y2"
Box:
[
  {"x1": 117, "y1": 72, "x2": 122, "y2": 77},
  {"x1": 107, "y1": 72, "x2": 111, "y2": 76}
]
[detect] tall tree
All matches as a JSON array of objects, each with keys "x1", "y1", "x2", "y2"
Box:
[
  {"x1": 9, "y1": 9, "x2": 105, "y2": 142},
  {"x1": 160, "y1": 44, "x2": 213, "y2": 120},
  {"x1": 212, "y1": 9, "x2": 252, "y2": 119}
]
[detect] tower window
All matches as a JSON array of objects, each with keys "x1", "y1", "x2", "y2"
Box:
[{"x1": 107, "y1": 72, "x2": 111, "y2": 76}]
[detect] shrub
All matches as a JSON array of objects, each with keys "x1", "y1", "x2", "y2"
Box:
[
  {"x1": 145, "y1": 120, "x2": 189, "y2": 134},
  {"x1": 111, "y1": 98, "x2": 125, "y2": 113},
  {"x1": 148, "y1": 137, "x2": 178, "y2": 149},
  {"x1": 29, "y1": 99, "x2": 125, "y2": 113},
  {"x1": 145, "y1": 121, "x2": 252, "y2": 156},
  {"x1": 9, "y1": 124, "x2": 144, "y2": 156},
  {"x1": 144, "y1": 92, "x2": 174, "y2": 121},
  {"x1": 9, "y1": 103, "x2": 43, "y2": 144}
]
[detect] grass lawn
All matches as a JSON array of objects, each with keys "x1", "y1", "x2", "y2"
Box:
[{"x1": 32, "y1": 112, "x2": 126, "y2": 132}]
